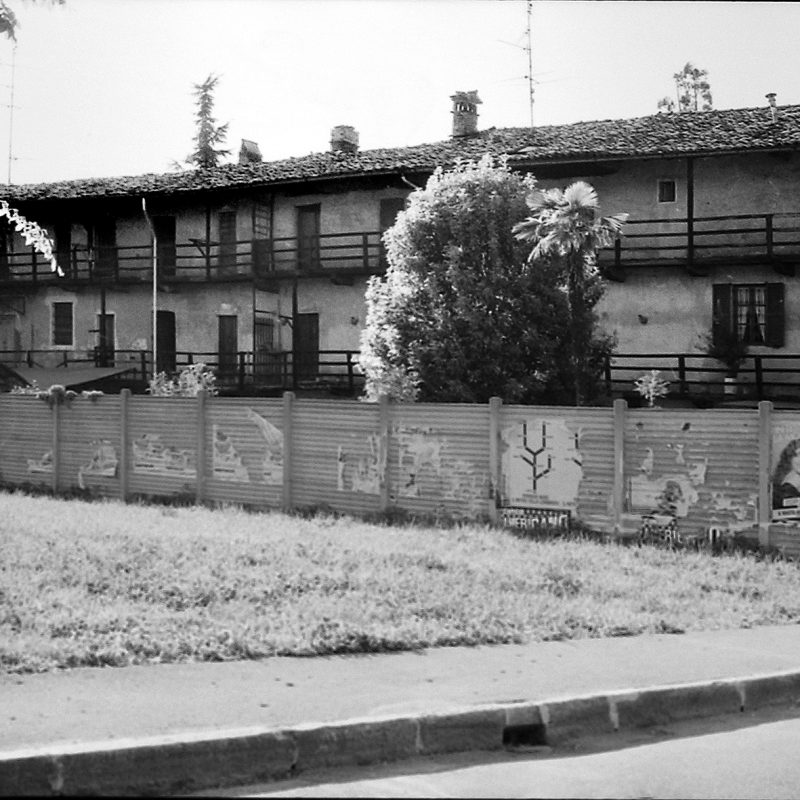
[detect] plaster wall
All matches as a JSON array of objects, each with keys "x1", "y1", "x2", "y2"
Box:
[{"x1": 598, "y1": 263, "x2": 799, "y2": 354}]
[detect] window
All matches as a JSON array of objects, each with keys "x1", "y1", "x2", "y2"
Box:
[
  {"x1": 657, "y1": 179, "x2": 676, "y2": 203},
  {"x1": 51, "y1": 301, "x2": 73, "y2": 347},
  {"x1": 712, "y1": 283, "x2": 784, "y2": 348}
]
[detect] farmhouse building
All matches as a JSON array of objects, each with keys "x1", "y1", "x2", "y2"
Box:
[{"x1": 1, "y1": 92, "x2": 800, "y2": 398}]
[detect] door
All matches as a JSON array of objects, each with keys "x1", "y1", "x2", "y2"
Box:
[
  {"x1": 156, "y1": 309, "x2": 176, "y2": 374},
  {"x1": 153, "y1": 216, "x2": 176, "y2": 278},
  {"x1": 294, "y1": 312, "x2": 319, "y2": 382},
  {"x1": 218, "y1": 211, "x2": 237, "y2": 271},
  {"x1": 94, "y1": 219, "x2": 117, "y2": 278},
  {"x1": 296, "y1": 204, "x2": 320, "y2": 271},
  {"x1": 254, "y1": 314, "x2": 279, "y2": 384},
  {"x1": 96, "y1": 312, "x2": 115, "y2": 367},
  {"x1": 218, "y1": 314, "x2": 238, "y2": 382}
]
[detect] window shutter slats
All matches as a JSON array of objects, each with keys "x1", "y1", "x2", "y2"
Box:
[
  {"x1": 712, "y1": 283, "x2": 732, "y2": 347},
  {"x1": 765, "y1": 282, "x2": 785, "y2": 348}
]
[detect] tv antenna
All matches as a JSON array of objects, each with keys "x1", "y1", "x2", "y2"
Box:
[
  {"x1": 525, "y1": 0, "x2": 534, "y2": 127},
  {"x1": 6, "y1": 43, "x2": 16, "y2": 183}
]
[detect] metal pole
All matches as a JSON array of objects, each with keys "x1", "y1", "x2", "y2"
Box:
[{"x1": 142, "y1": 198, "x2": 157, "y2": 379}]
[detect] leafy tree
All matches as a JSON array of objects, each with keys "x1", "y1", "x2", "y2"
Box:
[
  {"x1": 360, "y1": 155, "x2": 608, "y2": 405},
  {"x1": 186, "y1": 74, "x2": 230, "y2": 169},
  {"x1": 0, "y1": 0, "x2": 64, "y2": 41},
  {"x1": 657, "y1": 62, "x2": 713, "y2": 113},
  {"x1": 512, "y1": 182, "x2": 627, "y2": 406}
]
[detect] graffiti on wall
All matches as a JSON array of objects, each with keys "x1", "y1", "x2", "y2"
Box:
[
  {"x1": 245, "y1": 407, "x2": 283, "y2": 485},
  {"x1": 133, "y1": 434, "x2": 196, "y2": 479},
  {"x1": 771, "y1": 421, "x2": 800, "y2": 522},
  {"x1": 391, "y1": 424, "x2": 488, "y2": 516},
  {"x1": 627, "y1": 422, "x2": 756, "y2": 531},
  {"x1": 27, "y1": 450, "x2": 53, "y2": 474},
  {"x1": 77, "y1": 440, "x2": 118, "y2": 489},
  {"x1": 212, "y1": 425, "x2": 250, "y2": 483},
  {"x1": 337, "y1": 434, "x2": 381, "y2": 494},
  {"x1": 500, "y1": 418, "x2": 583, "y2": 509}
]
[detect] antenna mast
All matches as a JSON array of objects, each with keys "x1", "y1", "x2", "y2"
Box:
[
  {"x1": 7, "y1": 43, "x2": 15, "y2": 183},
  {"x1": 525, "y1": 0, "x2": 534, "y2": 127}
]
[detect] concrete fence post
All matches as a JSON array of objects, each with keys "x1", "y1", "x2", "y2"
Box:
[
  {"x1": 758, "y1": 400, "x2": 773, "y2": 548},
  {"x1": 612, "y1": 398, "x2": 627, "y2": 536},
  {"x1": 51, "y1": 400, "x2": 61, "y2": 494},
  {"x1": 119, "y1": 389, "x2": 131, "y2": 502},
  {"x1": 378, "y1": 394, "x2": 390, "y2": 512},
  {"x1": 195, "y1": 389, "x2": 207, "y2": 504},
  {"x1": 282, "y1": 391, "x2": 295, "y2": 512},
  {"x1": 488, "y1": 396, "x2": 503, "y2": 525}
]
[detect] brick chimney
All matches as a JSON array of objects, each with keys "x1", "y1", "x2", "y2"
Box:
[
  {"x1": 238, "y1": 139, "x2": 262, "y2": 164},
  {"x1": 451, "y1": 90, "x2": 482, "y2": 137},
  {"x1": 330, "y1": 125, "x2": 359, "y2": 154}
]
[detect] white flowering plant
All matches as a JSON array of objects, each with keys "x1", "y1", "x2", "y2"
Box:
[
  {"x1": 148, "y1": 363, "x2": 218, "y2": 397},
  {"x1": 0, "y1": 200, "x2": 61, "y2": 276},
  {"x1": 634, "y1": 369, "x2": 670, "y2": 407}
]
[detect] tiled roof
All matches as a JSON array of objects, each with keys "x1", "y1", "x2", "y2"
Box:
[{"x1": 5, "y1": 104, "x2": 800, "y2": 202}]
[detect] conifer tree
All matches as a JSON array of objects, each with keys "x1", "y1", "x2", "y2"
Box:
[{"x1": 186, "y1": 74, "x2": 230, "y2": 169}]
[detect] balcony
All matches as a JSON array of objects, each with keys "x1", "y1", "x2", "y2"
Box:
[
  {"x1": 0, "y1": 231, "x2": 387, "y2": 287},
  {"x1": 598, "y1": 213, "x2": 800, "y2": 277},
  {"x1": 1, "y1": 348, "x2": 366, "y2": 396}
]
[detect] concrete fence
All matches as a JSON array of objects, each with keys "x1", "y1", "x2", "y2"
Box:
[{"x1": 2, "y1": 391, "x2": 800, "y2": 556}]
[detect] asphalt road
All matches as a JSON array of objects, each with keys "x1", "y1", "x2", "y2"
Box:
[{"x1": 196, "y1": 705, "x2": 800, "y2": 799}]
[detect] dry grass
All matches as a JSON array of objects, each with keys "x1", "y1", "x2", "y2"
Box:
[{"x1": 2, "y1": 492, "x2": 800, "y2": 674}]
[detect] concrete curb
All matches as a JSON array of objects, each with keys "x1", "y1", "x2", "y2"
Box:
[{"x1": 3, "y1": 669, "x2": 800, "y2": 796}]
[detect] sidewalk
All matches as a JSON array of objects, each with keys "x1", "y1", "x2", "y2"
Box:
[{"x1": 3, "y1": 624, "x2": 800, "y2": 795}]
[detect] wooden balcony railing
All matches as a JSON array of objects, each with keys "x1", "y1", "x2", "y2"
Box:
[
  {"x1": 606, "y1": 352, "x2": 800, "y2": 402},
  {"x1": 599, "y1": 213, "x2": 800, "y2": 272},
  {"x1": 0, "y1": 349, "x2": 366, "y2": 395},
  {"x1": 0, "y1": 231, "x2": 387, "y2": 286}
]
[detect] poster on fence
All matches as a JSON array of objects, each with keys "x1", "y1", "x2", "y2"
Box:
[{"x1": 771, "y1": 421, "x2": 800, "y2": 522}]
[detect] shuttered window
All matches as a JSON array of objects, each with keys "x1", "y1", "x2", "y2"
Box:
[
  {"x1": 712, "y1": 283, "x2": 784, "y2": 348},
  {"x1": 52, "y1": 301, "x2": 73, "y2": 347}
]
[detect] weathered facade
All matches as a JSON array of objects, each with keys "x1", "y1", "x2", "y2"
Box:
[{"x1": 2, "y1": 95, "x2": 800, "y2": 397}]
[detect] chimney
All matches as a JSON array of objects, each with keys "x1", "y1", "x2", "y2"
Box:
[
  {"x1": 766, "y1": 92, "x2": 778, "y2": 123},
  {"x1": 238, "y1": 139, "x2": 262, "y2": 165},
  {"x1": 330, "y1": 125, "x2": 359, "y2": 154},
  {"x1": 451, "y1": 90, "x2": 482, "y2": 137}
]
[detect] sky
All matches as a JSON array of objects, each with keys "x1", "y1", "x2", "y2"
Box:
[{"x1": 0, "y1": 0, "x2": 797, "y2": 185}]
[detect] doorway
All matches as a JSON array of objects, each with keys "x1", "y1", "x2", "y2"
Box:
[
  {"x1": 218, "y1": 314, "x2": 238, "y2": 381},
  {"x1": 153, "y1": 216, "x2": 176, "y2": 278},
  {"x1": 95, "y1": 312, "x2": 115, "y2": 367},
  {"x1": 156, "y1": 309, "x2": 176, "y2": 374},
  {"x1": 294, "y1": 312, "x2": 319, "y2": 382},
  {"x1": 296, "y1": 204, "x2": 320, "y2": 271}
]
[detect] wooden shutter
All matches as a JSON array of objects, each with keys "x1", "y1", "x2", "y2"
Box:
[
  {"x1": 711, "y1": 283, "x2": 733, "y2": 346},
  {"x1": 52, "y1": 302, "x2": 73, "y2": 346},
  {"x1": 765, "y1": 282, "x2": 785, "y2": 348}
]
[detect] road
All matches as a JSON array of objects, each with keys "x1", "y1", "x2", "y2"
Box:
[{"x1": 196, "y1": 706, "x2": 800, "y2": 799}]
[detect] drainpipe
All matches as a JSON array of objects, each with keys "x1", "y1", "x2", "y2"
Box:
[
  {"x1": 142, "y1": 198, "x2": 157, "y2": 379},
  {"x1": 686, "y1": 157, "x2": 695, "y2": 273}
]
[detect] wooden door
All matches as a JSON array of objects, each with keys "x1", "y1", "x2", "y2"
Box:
[
  {"x1": 218, "y1": 314, "x2": 238, "y2": 381},
  {"x1": 296, "y1": 204, "x2": 320, "y2": 271},
  {"x1": 254, "y1": 315, "x2": 279, "y2": 383},
  {"x1": 156, "y1": 309, "x2": 176, "y2": 374},
  {"x1": 153, "y1": 216, "x2": 176, "y2": 278},
  {"x1": 218, "y1": 211, "x2": 237, "y2": 271},
  {"x1": 96, "y1": 313, "x2": 115, "y2": 367},
  {"x1": 294, "y1": 312, "x2": 319, "y2": 381},
  {"x1": 94, "y1": 218, "x2": 117, "y2": 278}
]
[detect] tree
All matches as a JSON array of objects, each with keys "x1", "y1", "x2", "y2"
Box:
[
  {"x1": 185, "y1": 74, "x2": 230, "y2": 169},
  {"x1": 512, "y1": 182, "x2": 627, "y2": 406},
  {"x1": 0, "y1": 0, "x2": 64, "y2": 41},
  {"x1": 360, "y1": 155, "x2": 605, "y2": 405},
  {"x1": 657, "y1": 62, "x2": 713, "y2": 113}
]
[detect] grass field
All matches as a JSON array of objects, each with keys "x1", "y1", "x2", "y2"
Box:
[{"x1": 2, "y1": 492, "x2": 800, "y2": 674}]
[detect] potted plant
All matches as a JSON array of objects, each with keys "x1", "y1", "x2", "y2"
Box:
[{"x1": 702, "y1": 325, "x2": 749, "y2": 397}]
